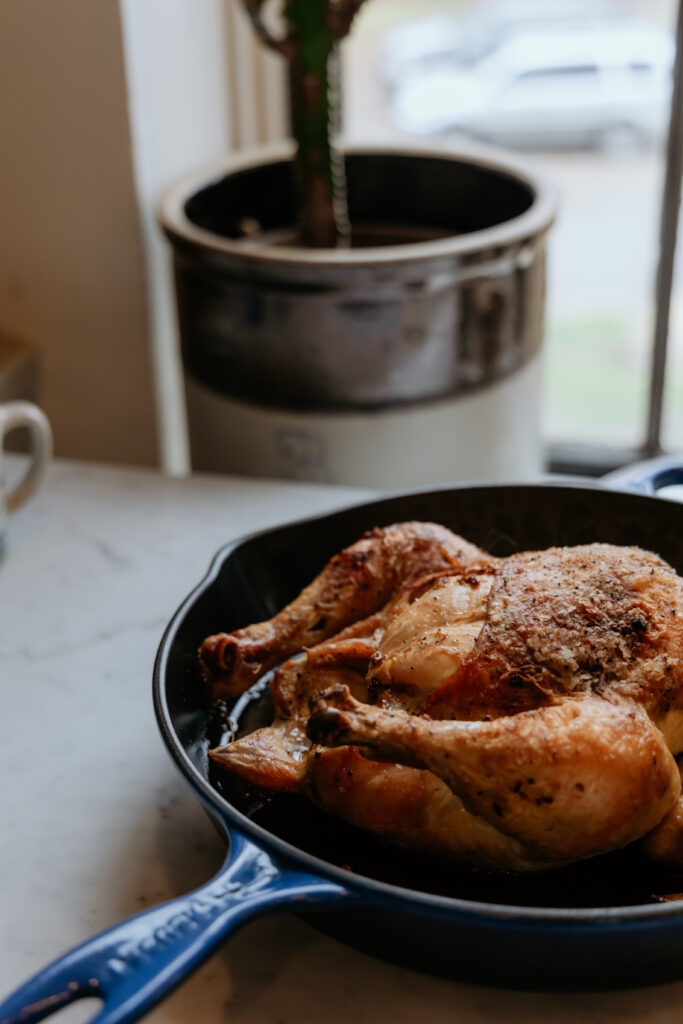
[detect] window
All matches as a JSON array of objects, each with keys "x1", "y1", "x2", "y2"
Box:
[{"x1": 343, "y1": 0, "x2": 683, "y2": 474}]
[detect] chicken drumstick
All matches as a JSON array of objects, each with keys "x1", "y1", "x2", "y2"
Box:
[{"x1": 200, "y1": 521, "x2": 489, "y2": 698}]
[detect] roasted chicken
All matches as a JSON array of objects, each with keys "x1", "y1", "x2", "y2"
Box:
[{"x1": 203, "y1": 523, "x2": 683, "y2": 872}]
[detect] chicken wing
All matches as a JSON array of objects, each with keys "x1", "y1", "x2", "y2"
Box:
[{"x1": 210, "y1": 638, "x2": 375, "y2": 792}]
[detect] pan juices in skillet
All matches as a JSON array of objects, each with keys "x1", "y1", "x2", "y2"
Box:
[{"x1": 200, "y1": 522, "x2": 683, "y2": 873}]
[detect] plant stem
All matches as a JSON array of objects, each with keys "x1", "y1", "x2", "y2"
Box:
[{"x1": 286, "y1": 0, "x2": 349, "y2": 247}]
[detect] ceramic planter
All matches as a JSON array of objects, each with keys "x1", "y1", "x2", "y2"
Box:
[{"x1": 160, "y1": 145, "x2": 555, "y2": 485}]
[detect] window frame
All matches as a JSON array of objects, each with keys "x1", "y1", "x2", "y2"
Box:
[{"x1": 549, "y1": 0, "x2": 683, "y2": 476}]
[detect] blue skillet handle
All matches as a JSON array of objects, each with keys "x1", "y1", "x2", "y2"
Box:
[
  {"x1": 602, "y1": 455, "x2": 683, "y2": 495},
  {"x1": 0, "y1": 827, "x2": 354, "y2": 1024}
]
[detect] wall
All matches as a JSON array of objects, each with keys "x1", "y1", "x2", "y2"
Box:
[
  {"x1": 0, "y1": 0, "x2": 158, "y2": 465},
  {"x1": 119, "y1": 0, "x2": 233, "y2": 474},
  {"x1": 0, "y1": 0, "x2": 233, "y2": 470}
]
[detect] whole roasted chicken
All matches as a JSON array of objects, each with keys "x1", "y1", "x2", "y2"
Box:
[{"x1": 201, "y1": 522, "x2": 683, "y2": 872}]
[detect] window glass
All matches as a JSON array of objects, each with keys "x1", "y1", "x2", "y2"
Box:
[
  {"x1": 343, "y1": 0, "x2": 678, "y2": 452},
  {"x1": 661, "y1": 217, "x2": 683, "y2": 450}
]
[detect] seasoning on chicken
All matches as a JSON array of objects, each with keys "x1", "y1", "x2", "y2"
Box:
[{"x1": 205, "y1": 527, "x2": 683, "y2": 872}]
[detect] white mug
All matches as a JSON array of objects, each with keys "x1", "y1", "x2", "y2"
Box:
[{"x1": 0, "y1": 401, "x2": 53, "y2": 552}]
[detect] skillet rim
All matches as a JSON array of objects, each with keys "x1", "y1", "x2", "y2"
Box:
[{"x1": 153, "y1": 477, "x2": 683, "y2": 925}]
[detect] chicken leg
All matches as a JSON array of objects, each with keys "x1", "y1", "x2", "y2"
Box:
[
  {"x1": 308, "y1": 686, "x2": 680, "y2": 864},
  {"x1": 200, "y1": 521, "x2": 489, "y2": 698}
]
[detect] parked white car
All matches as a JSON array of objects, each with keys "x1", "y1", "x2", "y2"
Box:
[
  {"x1": 389, "y1": 20, "x2": 674, "y2": 150},
  {"x1": 381, "y1": 0, "x2": 624, "y2": 89}
]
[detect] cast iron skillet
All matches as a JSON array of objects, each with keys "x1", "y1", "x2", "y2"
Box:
[{"x1": 3, "y1": 458, "x2": 683, "y2": 1024}]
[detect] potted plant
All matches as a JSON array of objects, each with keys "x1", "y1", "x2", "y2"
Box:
[{"x1": 160, "y1": 0, "x2": 556, "y2": 486}]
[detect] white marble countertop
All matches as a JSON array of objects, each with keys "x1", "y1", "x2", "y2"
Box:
[{"x1": 2, "y1": 457, "x2": 683, "y2": 1024}]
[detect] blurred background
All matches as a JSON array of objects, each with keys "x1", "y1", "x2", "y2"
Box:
[
  {"x1": 344, "y1": 0, "x2": 682, "y2": 468},
  {"x1": 0, "y1": 0, "x2": 681, "y2": 477}
]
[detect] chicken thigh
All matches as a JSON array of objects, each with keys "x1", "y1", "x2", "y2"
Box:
[{"x1": 206, "y1": 528, "x2": 683, "y2": 872}]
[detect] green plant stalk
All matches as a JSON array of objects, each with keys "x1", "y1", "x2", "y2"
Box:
[{"x1": 286, "y1": 0, "x2": 349, "y2": 247}]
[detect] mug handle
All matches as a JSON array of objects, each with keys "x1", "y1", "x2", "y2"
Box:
[{"x1": 0, "y1": 401, "x2": 53, "y2": 513}]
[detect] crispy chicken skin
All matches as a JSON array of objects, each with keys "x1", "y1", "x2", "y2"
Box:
[
  {"x1": 207, "y1": 528, "x2": 683, "y2": 872},
  {"x1": 308, "y1": 690, "x2": 678, "y2": 864},
  {"x1": 639, "y1": 764, "x2": 683, "y2": 867}
]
